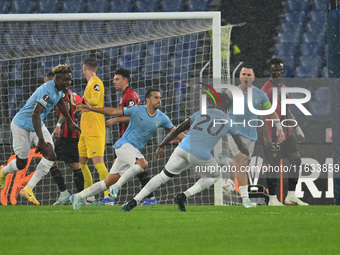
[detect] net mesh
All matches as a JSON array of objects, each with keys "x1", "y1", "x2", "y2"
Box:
[{"x1": 0, "y1": 16, "x2": 236, "y2": 206}]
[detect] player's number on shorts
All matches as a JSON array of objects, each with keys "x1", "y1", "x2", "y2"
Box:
[{"x1": 192, "y1": 115, "x2": 225, "y2": 136}]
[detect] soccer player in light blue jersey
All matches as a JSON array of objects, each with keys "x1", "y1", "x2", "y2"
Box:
[
  {"x1": 120, "y1": 94, "x2": 251, "y2": 212},
  {"x1": 0, "y1": 64, "x2": 80, "y2": 205},
  {"x1": 70, "y1": 89, "x2": 184, "y2": 209},
  {"x1": 225, "y1": 65, "x2": 285, "y2": 207}
]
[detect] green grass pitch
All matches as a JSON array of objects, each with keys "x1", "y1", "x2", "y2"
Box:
[{"x1": 0, "y1": 205, "x2": 339, "y2": 255}]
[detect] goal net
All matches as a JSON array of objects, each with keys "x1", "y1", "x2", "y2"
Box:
[{"x1": 0, "y1": 12, "x2": 238, "y2": 206}]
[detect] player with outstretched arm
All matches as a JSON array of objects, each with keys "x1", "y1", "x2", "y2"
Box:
[
  {"x1": 78, "y1": 58, "x2": 110, "y2": 204},
  {"x1": 104, "y1": 68, "x2": 157, "y2": 206},
  {"x1": 69, "y1": 89, "x2": 184, "y2": 209},
  {"x1": 120, "y1": 94, "x2": 250, "y2": 212}
]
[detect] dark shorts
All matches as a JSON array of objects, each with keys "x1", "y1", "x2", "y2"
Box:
[
  {"x1": 263, "y1": 135, "x2": 298, "y2": 164},
  {"x1": 54, "y1": 137, "x2": 79, "y2": 164}
]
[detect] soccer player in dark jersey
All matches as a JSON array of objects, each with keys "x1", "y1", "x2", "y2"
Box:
[
  {"x1": 47, "y1": 70, "x2": 85, "y2": 205},
  {"x1": 106, "y1": 68, "x2": 157, "y2": 205},
  {"x1": 261, "y1": 58, "x2": 308, "y2": 206}
]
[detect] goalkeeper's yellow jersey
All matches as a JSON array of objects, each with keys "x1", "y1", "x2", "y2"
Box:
[{"x1": 80, "y1": 76, "x2": 106, "y2": 137}]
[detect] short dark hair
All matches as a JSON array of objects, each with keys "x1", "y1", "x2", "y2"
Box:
[
  {"x1": 269, "y1": 58, "x2": 283, "y2": 68},
  {"x1": 115, "y1": 68, "x2": 130, "y2": 80},
  {"x1": 83, "y1": 58, "x2": 98, "y2": 70},
  {"x1": 145, "y1": 89, "x2": 160, "y2": 99},
  {"x1": 241, "y1": 64, "x2": 254, "y2": 70},
  {"x1": 240, "y1": 65, "x2": 255, "y2": 75},
  {"x1": 45, "y1": 71, "x2": 55, "y2": 78}
]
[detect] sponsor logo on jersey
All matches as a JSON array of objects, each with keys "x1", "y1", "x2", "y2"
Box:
[
  {"x1": 128, "y1": 100, "x2": 135, "y2": 107},
  {"x1": 154, "y1": 121, "x2": 160, "y2": 126},
  {"x1": 94, "y1": 85, "x2": 100, "y2": 91}
]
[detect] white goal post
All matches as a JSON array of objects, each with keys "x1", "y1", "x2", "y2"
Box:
[{"x1": 0, "y1": 12, "x2": 239, "y2": 206}]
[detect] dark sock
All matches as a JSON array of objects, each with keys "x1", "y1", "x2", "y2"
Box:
[
  {"x1": 266, "y1": 178, "x2": 278, "y2": 196},
  {"x1": 50, "y1": 166, "x2": 66, "y2": 192},
  {"x1": 288, "y1": 178, "x2": 298, "y2": 191},
  {"x1": 138, "y1": 171, "x2": 154, "y2": 199},
  {"x1": 72, "y1": 168, "x2": 84, "y2": 192}
]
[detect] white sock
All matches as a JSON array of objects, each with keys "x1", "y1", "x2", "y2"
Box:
[
  {"x1": 184, "y1": 176, "x2": 218, "y2": 197},
  {"x1": 239, "y1": 185, "x2": 249, "y2": 201},
  {"x1": 3, "y1": 159, "x2": 20, "y2": 175},
  {"x1": 115, "y1": 164, "x2": 144, "y2": 189},
  {"x1": 134, "y1": 171, "x2": 171, "y2": 202},
  {"x1": 27, "y1": 158, "x2": 54, "y2": 189},
  {"x1": 77, "y1": 180, "x2": 107, "y2": 200},
  {"x1": 287, "y1": 191, "x2": 296, "y2": 197}
]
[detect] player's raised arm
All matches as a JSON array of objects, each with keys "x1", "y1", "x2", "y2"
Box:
[
  {"x1": 153, "y1": 118, "x2": 191, "y2": 163},
  {"x1": 78, "y1": 99, "x2": 123, "y2": 116}
]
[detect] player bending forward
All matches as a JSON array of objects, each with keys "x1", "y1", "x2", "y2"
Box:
[
  {"x1": 121, "y1": 94, "x2": 250, "y2": 212},
  {"x1": 0, "y1": 64, "x2": 80, "y2": 205},
  {"x1": 69, "y1": 89, "x2": 183, "y2": 209}
]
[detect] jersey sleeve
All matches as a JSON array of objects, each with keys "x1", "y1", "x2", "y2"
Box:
[
  {"x1": 123, "y1": 105, "x2": 138, "y2": 117},
  {"x1": 36, "y1": 85, "x2": 51, "y2": 108},
  {"x1": 189, "y1": 111, "x2": 200, "y2": 122},
  {"x1": 161, "y1": 114, "x2": 174, "y2": 130},
  {"x1": 259, "y1": 90, "x2": 271, "y2": 110},
  {"x1": 86, "y1": 80, "x2": 103, "y2": 107},
  {"x1": 123, "y1": 90, "x2": 140, "y2": 107}
]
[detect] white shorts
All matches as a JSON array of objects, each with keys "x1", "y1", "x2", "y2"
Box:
[
  {"x1": 165, "y1": 147, "x2": 219, "y2": 177},
  {"x1": 228, "y1": 135, "x2": 255, "y2": 157},
  {"x1": 109, "y1": 143, "x2": 144, "y2": 175},
  {"x1": 11, "y1": 121, "x2": 54, "y2": 159}
]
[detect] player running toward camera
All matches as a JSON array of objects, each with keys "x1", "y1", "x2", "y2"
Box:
[
  {"x1": 223, "y1": 65, "x2": 285, "y2": 208},
  {"x1": 121, "y1": 94, "x2": 251, "y2": 212},
  {"x1": 0, "y1": 64, "x2": 80, "y2": 205},
  {"x1": 69, "y1": 89, "x2": 184, "y2": 210},
  {"x1": 261, "y1": 58, "x2": 308, "y2": 206},
  {"x1": 104, "y1": 69, "x2": 157, "y2": 206},
  {"x1": 78, "y1": 58, "x2": 111, "y2": 205},
  {"x1": 43, "y1": 71, "x2": 85, "y2": 205}
]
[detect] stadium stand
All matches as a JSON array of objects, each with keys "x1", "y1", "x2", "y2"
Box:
[
  {"x1": 286, "y1": 0, "x2": 310, "y2": 12},
  {"x1": 273, "y1": 0, "x2": 329, "y2": 77},
  {"x1": 187, "y1": 0, "x2": 211, "y2": 11},
  {"x1": 309, "y1": 87, "x2": 330, "y2": 115},
  {"x1": 10, "y1": 0, "x2": 35, "y2": 13},
  {"x1": 36, "y1": 0, "x2": 60, "y2": 13},
  {"x1": 87, "y1": 0, "x2": 110, "y2": 12},
  {"x1": 110, "y1": 0, "x2": 135, "y2": 12},
  {"x1": 160, "y1": 0, "x2": 185, "y2": 12},
  {"x1": 61, "y1": 0, "x2": 87, "y2": 13},
  {"x1": 0, "y1": 0, "x2": 10, "y2": 13},
  {"x1": 135, "y1": 0, "x2": 159, "y2": 12}
]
